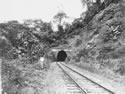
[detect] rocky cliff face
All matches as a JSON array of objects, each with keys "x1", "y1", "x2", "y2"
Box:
[
  {"x1": 69, "y1": 1, "x2": 125, "y2": 76},
  {"x1": 86, "y1": 3, "x2": 124, "y2": 58}
]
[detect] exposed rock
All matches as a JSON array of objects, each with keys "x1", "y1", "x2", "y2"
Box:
[{"x1": 69, "y1": 1, "x2": 125, "y2": 76}]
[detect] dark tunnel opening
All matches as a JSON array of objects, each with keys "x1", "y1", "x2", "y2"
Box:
[{"x1": 57, "y1": 50, "x2": 67, "y2": 61}]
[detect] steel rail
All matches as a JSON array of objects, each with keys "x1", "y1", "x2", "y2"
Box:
[
  {"x1": 60, "y1": 62, "x2": 115, "y2": 94},
  {"x1": 57, "y1": 62, "x2": 87, "y2": 94}
]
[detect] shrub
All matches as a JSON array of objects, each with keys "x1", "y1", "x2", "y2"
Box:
[
  {"x1": 114, "y1": 58, "x2": 125, "y2": 75},
  {"x1": 75, "y1": 39, "x2": 82, "y2": 47},
  {"x1": 2, "y1": 59, "x2": 26, "y2": 94},
  {"x1": 116, "y1": 65, "x2": 125, "y2": 75},
  {"x1": 74, "y1": 56, "x2": 81, "y2": 62},
  {"x1": 77, "y1": 48, "x2": 89, "y2": 59}
]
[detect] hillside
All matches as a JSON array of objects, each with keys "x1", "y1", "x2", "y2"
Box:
[
  {"x1": 64, "y1": 0, "x2": 125, "y2": 93},
  {"x1": 1, "y1": 0, "x2": 125, "y2": 94}
]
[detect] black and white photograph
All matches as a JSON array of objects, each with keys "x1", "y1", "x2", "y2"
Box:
[{"x1": 0, "y1": 0, "x2": 125, "y2": 94}]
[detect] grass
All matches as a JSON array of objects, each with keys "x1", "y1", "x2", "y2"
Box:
[
  {"x1": 2, "y1": 57, "x2": 50, "y2": 94},
  {"x1": 70, "y1": 55, "x2": 125, "y2": 81}
]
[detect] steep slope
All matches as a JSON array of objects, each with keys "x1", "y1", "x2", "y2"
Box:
[
  {"x1": 65, "y1": 1, "x2": 125, "y2": 93},
  {"x1": 67, "y1": 0, "x2": 125, "y2": 78}
]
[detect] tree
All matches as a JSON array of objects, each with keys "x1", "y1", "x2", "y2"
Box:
[
  {"x1": 53, "y1": 11, "x2": 67, "y2": 25},
  {"x1": 81, "y1": 0, "x2": 94, "y2": 8},
  {"x1": 24, "y1": 19, "x2": 44, "y2": 27},
  {"x1": 81, "y1": 0, "x2": 103, "y2": 23}
]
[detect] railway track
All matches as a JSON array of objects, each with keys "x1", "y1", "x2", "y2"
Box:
[
  {"x1": 57, "y1": 62, "x2": 86, "y2": 94},
  {"x1": 57, "y1": 62, "x2": 115, "y2": 94}
]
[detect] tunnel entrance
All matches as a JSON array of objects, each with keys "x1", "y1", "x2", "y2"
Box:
[{"x1": 57, "y1": 50, "x2": 67, "y2": 61}]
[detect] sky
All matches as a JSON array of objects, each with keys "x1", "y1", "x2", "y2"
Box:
[{"x1": 0, "y1": 0, "x2": 87, "y2": 23}]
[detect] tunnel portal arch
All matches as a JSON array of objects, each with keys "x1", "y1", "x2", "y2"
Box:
[{"x1": 57, "y1": 50, "x2": 67, "y2": 61}]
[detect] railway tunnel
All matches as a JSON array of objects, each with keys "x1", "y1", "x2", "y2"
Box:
[
  {"x1": 57, "y1": 50, "x2": 67, "y2": 61},
  {"x1": 51, "y1": 46, "x2": 72, "y2": 62}
]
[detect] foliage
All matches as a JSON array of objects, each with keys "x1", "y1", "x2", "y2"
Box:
[
  {"x1": 2, "y1": 57, "x2": 48, "y2": 94},
  {"x1": 0, "y1": 20, "x2": 54, "y2": 61},
  {"x1": 84, "y1": 1, "x2": 101, "y2": 23},
  {"x1": 2, "y1": 59, "x2": 26, "y2": 94},
  {"x1": 53, "y1": 11, "x2": 67, "y2": 25},
  {"x1": 114, "y1": 58, "x2": 125, "y2": 75},
  {"x1": 77, "y1": 48, "x2": 89, "y2": 59},
  {"x1": 75, "y1": 39, "x2": 82, "y2": 47},
  {"x1": 81, "y1": 0, "x2": 120, "y2": 24}
]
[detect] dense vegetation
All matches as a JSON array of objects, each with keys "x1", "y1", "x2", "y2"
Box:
[
  {"x1": 68, "y1": 0, "x2": 125, "y2": 76},
  {"x1": 1, "y1": 0, "x2": 125, "y2": 94},
  {"x1": 0, "y1": 19, "x2": 69, "y2": 94}
]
